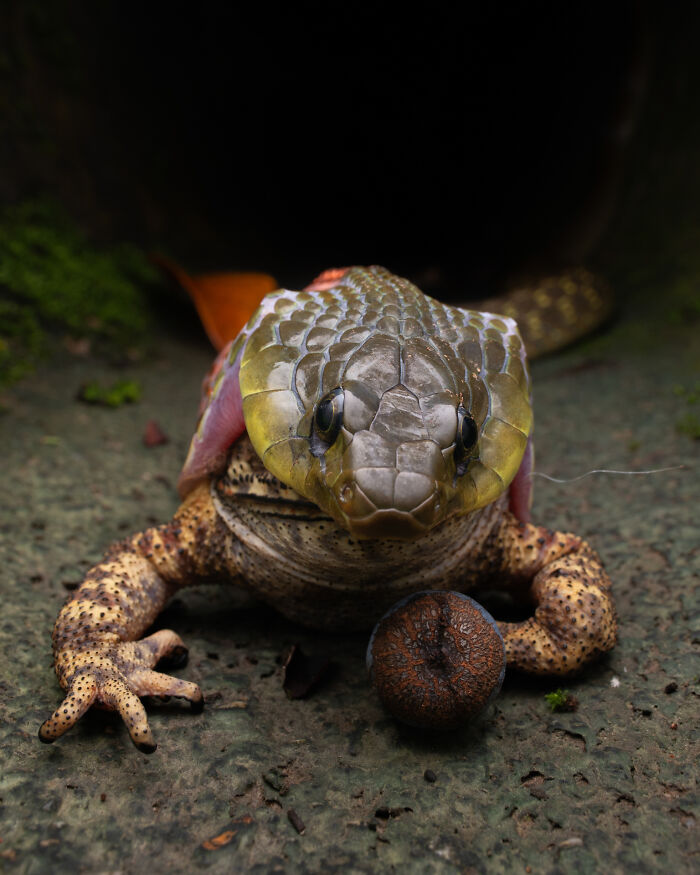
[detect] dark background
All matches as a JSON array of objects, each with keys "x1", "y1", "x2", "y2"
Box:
[{"x1": 1, "y1": 1, "x2": 695, "y2": 298}]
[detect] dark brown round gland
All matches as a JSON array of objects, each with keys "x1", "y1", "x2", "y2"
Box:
[{"x1": 367, "y1": 591, "x2": 506, "y2": 729}]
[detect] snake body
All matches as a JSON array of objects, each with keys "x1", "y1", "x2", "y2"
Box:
[{"x1": 39, "y1": 265, "x2": 617, "y2": 750}]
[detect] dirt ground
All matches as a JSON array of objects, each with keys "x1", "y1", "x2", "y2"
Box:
[{"x1": 0, "y1": 275, "x2": 698, "y2": 874}]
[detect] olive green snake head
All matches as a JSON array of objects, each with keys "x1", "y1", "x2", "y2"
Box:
[{"x1": 180, "y1": 265, "x2": 533, "y2": 539}]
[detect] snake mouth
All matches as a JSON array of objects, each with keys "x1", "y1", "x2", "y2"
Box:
[
  {"x1": 331, "y1": 472, "x2": 445, "y2": 540},
  {"x1": 322, "y1": 430, "x2": 454, "y2": 540},
  {"x1": 341, "y1": 508, "x2": 439, "y2": 541}
]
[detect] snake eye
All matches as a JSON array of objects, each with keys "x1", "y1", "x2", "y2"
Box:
[
  {"x1": 455, "y1": 406, "x2": 479, "y2": 472},
  {"x1": 312, "y1": 387, "x2": 344, "y2": 453}
]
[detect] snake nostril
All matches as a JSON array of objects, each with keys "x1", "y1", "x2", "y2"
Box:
[{"x1": 339, "y1": 484, "x2": 355, "y2": 505}]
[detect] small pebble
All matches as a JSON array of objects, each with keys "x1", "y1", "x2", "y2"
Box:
[
  {"x1": 664, "y1": 681, "x2": 678, "y2": 694},
  {"x1": 424, "y1": 769, "x2": 437, "y2": 783},
  {"x1": 287, "y1": 809, "x2": 305, "y2": 835},
  {"x1": 559, "y1": 837, "x2": 583, "y2": 849},
  {"x1": 262, "y1": 769, "x2": 284, "y2": 793},
  {"x1": 143, "y1": 419, "x2": 169, "y2": 447},
  {"x1": 283, "y1": 644, "x2": 333, "y2": 699}
]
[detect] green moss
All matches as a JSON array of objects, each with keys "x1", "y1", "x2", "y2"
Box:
[
  {"x1": 672, "y1": 383, "x2": 699, "y2": 404},
  {"x1": 78, "y1": 379, "x2": 142, "y2": 408},
  {"x1": 672, "y1": 383, "x2": 700, "y2": 439},
  {"x1": 675, "y1": 412, "x2": 700, "y2": 440},
  {"x1": 0, "y1": 298, "x2": 43, "y2": 385},
  {"x1": 544, "y1": 689, "x2": 573, "y2": 712},
  {"x1": 0, "y1": 200, "x2": 157, "y2": 389}
]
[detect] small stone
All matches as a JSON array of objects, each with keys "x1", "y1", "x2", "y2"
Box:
[
  {"x1": 424, "y1": 769, "x2": 437, "y2": 783},
  {"x1": 282, "y1": 644, "x2": 333, "y2": 699},
  {"x1": 143, "y1": 419, "x2": 169, "y2": 447},
  {"x1": 262, "y1": 769, "x2": 284, "y2": 793},
  {"x1": 287, "y1": 809, "x2": 305, "y2": 835},
  {"x1": 559, "y1": 837, "x2": 583, "y2": 849},
  {"x1": 664, "y1": 681, "x2": 678, "y2": 694}
]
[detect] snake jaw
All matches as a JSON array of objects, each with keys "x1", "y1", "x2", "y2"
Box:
[{"x1": 328, "y1": 468, "x2": 446, "y2": 542}]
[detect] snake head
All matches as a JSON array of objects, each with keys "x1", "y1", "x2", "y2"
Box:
[
  {"x1": 237, "y1": 267, "x2": 532, "y2": 539},
  {"x1": 181, "y1": 266, "x2": 533, "y2": 539}
]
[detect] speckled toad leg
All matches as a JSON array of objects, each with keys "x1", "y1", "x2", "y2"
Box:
[
  {"x1": 39, "y1": 484, "x2": 234, "y2": 752},
  {"x1": 485, "y1": 513, "x2": 617, "y2": 675}
]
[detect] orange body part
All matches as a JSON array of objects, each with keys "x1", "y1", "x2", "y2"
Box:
[{"x1": 153, "y1": 254, "x2": 279, "y2": 351}]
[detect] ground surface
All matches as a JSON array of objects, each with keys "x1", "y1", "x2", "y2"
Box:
[{"x1": 0, "y1": 293, "x2": 698, "y2": 874}]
